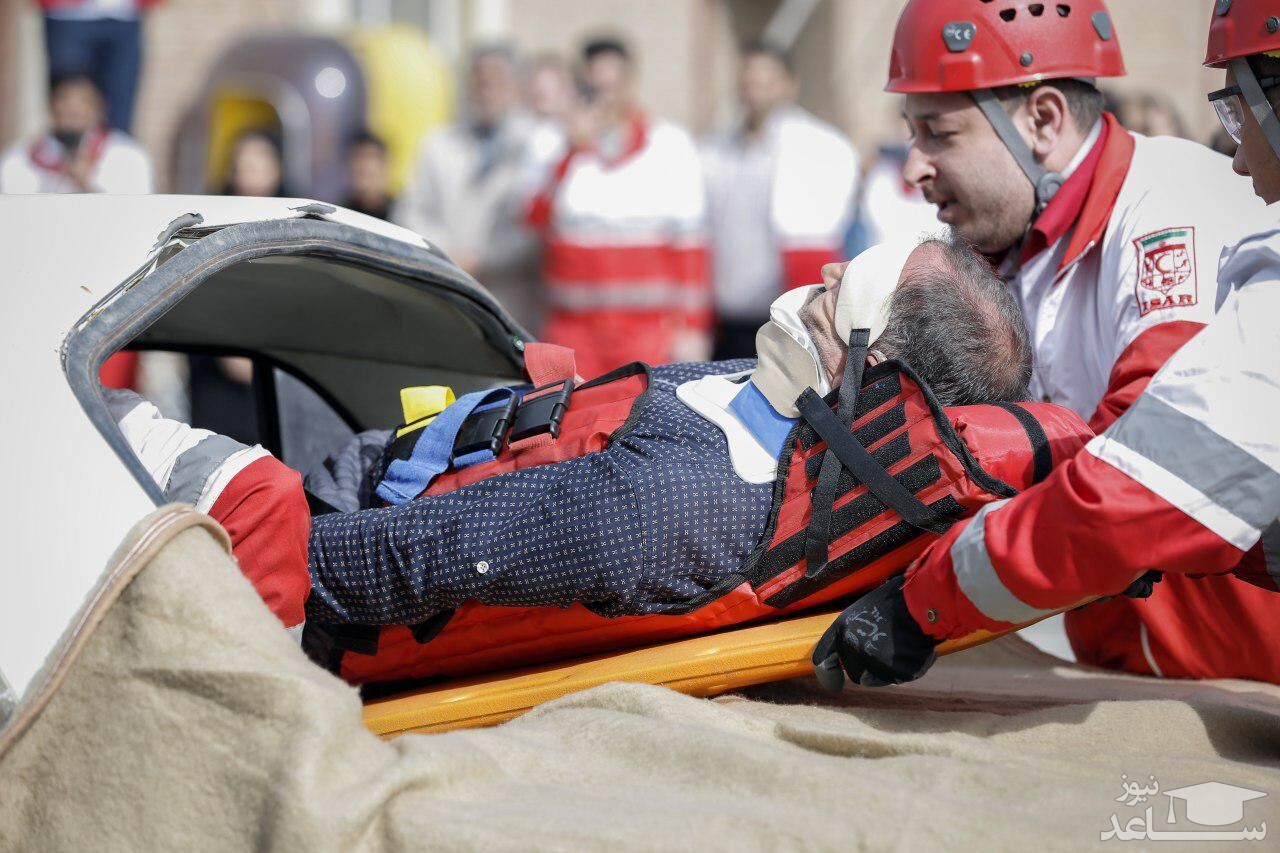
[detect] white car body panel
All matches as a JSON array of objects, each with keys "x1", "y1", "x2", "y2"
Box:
[{"x1": 0, "y1": 194, "x2": 432, "y2": 702}]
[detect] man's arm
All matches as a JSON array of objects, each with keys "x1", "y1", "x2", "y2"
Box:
[
  {"x1": 108, "y1": 390, "x2": 310, "y2": 629},
  {"x1": 816, "y1": 231, "x2": 1280, "y2": 684},
  {"x1": 908, "y1": 236, "x2": 1280, "y2": 640}
]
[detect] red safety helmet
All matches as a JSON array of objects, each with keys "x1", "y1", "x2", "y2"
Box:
[
  {"x1": 1205, "y1": 0, "x2": 1280, "y2": 66},
  {"x1": 887, "y1": 0, "x2": 1126, "y2": 93}
]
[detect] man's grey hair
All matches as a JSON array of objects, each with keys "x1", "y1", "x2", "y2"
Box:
[{"x1": 874, "y1": 237, "x2": 1032, "y2": 406}]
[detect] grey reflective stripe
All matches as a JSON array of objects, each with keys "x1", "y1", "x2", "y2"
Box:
[
  {"x1": 1262, "y1": 521, "x2": 1280, "y2": 589},
  {"x1": 951, "y1": 500, "x2": 1058, "y2": 625},
  {"x1": 1108, "y1": 394, "x2": 1280, "y2": 532},
  {"x1": 164, "y1": 434, "x2": 248, "y2": 505},
  {"x1": 547, "y1": 282, "x2": 706, "y2": 312}
]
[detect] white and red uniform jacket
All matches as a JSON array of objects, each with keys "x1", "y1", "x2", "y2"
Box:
[
  {"x1": 987, "y1": 112, "x2": 1277, "y2": 680},
  {"x1": 0, "y1": 126, "x2": 153, "y2": 194},
  {"x1": 108, "y1": 391, "x2": 310, "y2": 633},
  {"x1": 526, "y1": 114, "x2": 709, "y2": 379},
  {"x1": 701, "y1": 106, "x2": 858, "y2": 300},
  {"x1": 906, "y1": 228, "x2": 1280, "y2": 683}
]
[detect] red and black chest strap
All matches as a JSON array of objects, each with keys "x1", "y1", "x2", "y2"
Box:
[{"x1": 760, "y1": 330, "x2": 1024, "y2": 608}]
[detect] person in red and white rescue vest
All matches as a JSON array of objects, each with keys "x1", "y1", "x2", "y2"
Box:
[
  {"x1": 0, "y1": 72, "x2": 152, "y2": 195},
  {"x1": 525, "y1": 37, "x2": 711, "y2": 380},
  {"x1": 813, "y1": 0, "x2": 1280, "y2": 689},
  {"x1": 701, "y1": 41, "x2": 858, "y2": 359}
]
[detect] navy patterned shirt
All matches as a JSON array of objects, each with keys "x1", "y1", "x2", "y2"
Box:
[{"x1": 307, "y1": 360, "x2": 776, "y2": 625}]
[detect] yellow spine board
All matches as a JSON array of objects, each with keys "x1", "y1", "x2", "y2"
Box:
[{"x1": 360, "y1": 610, "x2": 1053, "y2": 738}]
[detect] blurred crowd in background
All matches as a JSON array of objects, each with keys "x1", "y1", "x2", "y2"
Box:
[{"x1": 0, "y1": 0, "x2": 1240, "y2": 437}]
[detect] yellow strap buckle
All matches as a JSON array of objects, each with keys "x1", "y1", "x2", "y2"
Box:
[{"x1": 396, "y1": 385, "x2": 456, "y2": 438}]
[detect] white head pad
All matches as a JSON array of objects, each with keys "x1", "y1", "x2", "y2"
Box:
[{"x1": 833, "y1": 238, "x2": 920, "y2": 346}]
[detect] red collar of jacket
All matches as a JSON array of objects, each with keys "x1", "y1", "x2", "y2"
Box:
[
  {"x1": 29, "y1": 125, "x2": 109, "y2": 172},
  {"x1": 1019, "y1": 112, "x2": 1135, "y2": 276},
  {"x1": 584, "y1": 111, "x2": 649, "y2": 169}
]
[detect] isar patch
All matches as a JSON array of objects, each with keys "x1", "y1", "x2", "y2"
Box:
[{"x1": 1133, "y1": 227, "x2": 1198, "y2": 317}]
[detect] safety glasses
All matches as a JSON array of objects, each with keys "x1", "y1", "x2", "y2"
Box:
[{"x1": 1208, "y1": 76, "x2": 1280, "y2": 143}]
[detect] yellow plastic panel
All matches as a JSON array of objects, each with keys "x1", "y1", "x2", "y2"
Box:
[
  {"x1": 344, "y1": 26, "x2": 454, "y2": 194},
  {"x1": 361, "y1": 612, "x2": 1011, "y2": 738},
  {"x1": 205, "y1": 94, "x2": 281, "y2": 192}
]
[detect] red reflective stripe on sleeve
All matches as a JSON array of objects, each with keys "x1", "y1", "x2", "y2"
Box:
[
  {"x1": 676, "y1": 244, "x2": 712, "y2": 330},
  {"x1": 1088, "y1": 320, "x2": 1204, "y2": 432},
  {"x1": 207, "y1": 456, "x2": 311, "y2": 628},
  {"x1": 546, "y1": 243, "x2": 706, "y2": 285},
  {"x1": 904, "y1": 447, "x2": 1248, "y2": 641},
  {"x1": 781, "y1": 247, "x2": 838, "y2": 292}
]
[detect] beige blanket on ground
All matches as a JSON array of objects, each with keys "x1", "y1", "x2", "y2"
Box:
[{"x1": 2, "y1": 514, "x2": 1278, "y2": 851}]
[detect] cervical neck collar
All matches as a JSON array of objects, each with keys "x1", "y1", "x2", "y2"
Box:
[{"x1": 752, "y1": 239, "x2": 917, "y2": 417}]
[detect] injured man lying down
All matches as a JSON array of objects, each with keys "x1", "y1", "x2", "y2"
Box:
[{"x1": 110, "y1": 237, "x2": 1094, "y2": 683}]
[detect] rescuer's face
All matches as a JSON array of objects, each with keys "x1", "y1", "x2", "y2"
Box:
[
  {"x1": 902, "y1": 92, "x2": 1035, "y2": 255},
  {"x1": 1224, "y1": 65, "x2": 1280, "y2": 205}
]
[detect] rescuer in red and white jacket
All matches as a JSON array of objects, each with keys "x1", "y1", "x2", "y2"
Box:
[
  {"x1": 857, "y1": 0, "x2": 1272, "y2": 681},
  {"x1": 525, "y1": 38, "x2": 710, "y2": 380},
  {"x1": 701, "y1": 42, "x2": 858, "y2": 358},
  {"x1": 812, "y1": 0, "x2": 1280, "y2": 688},
  {"x1": 106, "y1": 390, "x2": 311, "y2": 634}
]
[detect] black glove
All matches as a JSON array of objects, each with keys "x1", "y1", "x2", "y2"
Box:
[
  {"x1": 1121, "y1": 570, "x2": 1163, "y2": 599},
  {"x1": 811, "y1": 574, "x2": 940, "y2": 690}
]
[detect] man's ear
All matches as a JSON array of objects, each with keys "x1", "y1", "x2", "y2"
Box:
[{"x1": 1024, "y1": 85, "x2": 1069, "y2": 159}]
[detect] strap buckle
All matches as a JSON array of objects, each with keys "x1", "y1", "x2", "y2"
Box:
[
  {"x1": 510, "y1": 378, "x2": 574, "y2": 442},
  {"x1": 452, "y1": 394, "x2": 518, "y2": 458}
]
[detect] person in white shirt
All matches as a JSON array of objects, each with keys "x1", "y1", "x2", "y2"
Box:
[
  {"x1": 393, "y1": 45, "x2": 540, "y2": 331},
  {"x1": 702, "y1": 43, "x2": 858, "y2": 359},
  {"x1": 0, "y1": 72, "x2": 153, "y2": 195}
]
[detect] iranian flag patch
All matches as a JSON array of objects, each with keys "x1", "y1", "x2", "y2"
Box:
[{"x1": 1133, "y1": 227, "x2": 1197, "y2": 317}]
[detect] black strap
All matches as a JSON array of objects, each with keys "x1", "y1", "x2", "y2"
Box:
[
  {"x1": 305, "y1": 488, "x2": 342, "y2": 517},
  {"x1": 993, "y1": 402, "x2": 1053, "y2": 484},
  {"x1": 798, "y1": 388, "x2": 955, "y2": 537},
  {"x1": 804, "y1": 330, "x2": 869, "y2": 573}
]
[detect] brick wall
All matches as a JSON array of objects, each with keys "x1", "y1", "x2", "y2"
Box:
[{"x1": 133, "y1": 0, "x2": 324, "y2": 191}]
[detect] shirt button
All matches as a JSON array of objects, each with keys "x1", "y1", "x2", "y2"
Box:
[
  {"x1": 926, "y1": 609, "x2": 938, "y2": 624},
  {"x1": 476, "y1": 560, "x2": 490, "y2": 574},
  {"x1": 1041, "y1": 394, "x2": 1052, "y2": 403}
]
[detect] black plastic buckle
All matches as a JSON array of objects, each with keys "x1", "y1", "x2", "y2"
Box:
[
  {"x1": 453, "y1": 394, "x2": 518, "y2": 458},
  {"x1": 510, "y1": 378, "x2": 574, "y2": 442}
]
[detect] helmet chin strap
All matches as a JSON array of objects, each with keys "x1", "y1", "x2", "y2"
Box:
[
  {"x1": 1231, "y1": 57, "x2": 1280, "y2": 163},
  {"x1": 970, "y1": 88, "x2": 1064, "y2": 216}
]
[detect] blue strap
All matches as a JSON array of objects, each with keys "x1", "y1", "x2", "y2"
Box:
[
  {"x1": 376, "y1": 389, "x2": 514, "y2": 505},
  {"x1": 729, "y1": 381, "x2": 797, "y2": 459}
]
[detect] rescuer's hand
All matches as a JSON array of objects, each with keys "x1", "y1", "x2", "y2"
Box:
[{"x1": 811, "y1": 574, "x2": 939, "y2": 690}]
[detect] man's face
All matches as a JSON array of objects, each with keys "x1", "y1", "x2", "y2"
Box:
[
  {"x1": 347, "y1": 143, "x2": 388, "y2": 201},
  {"x1": 50, "y1": 80, "x2": 104, "y2": 138},
  {"x1": 902, "y1": 92, "x2": 1035, "y2": 254},
  {"x1": 229, "y1": 136, "x2": 282, "y2": 198},
  {"x1": 583, "y1": 53, "x2": 633, "y2": 114},
  {"x1": 529, "y1": 64, "x2": 572, "y2": 119},
  {"x1": 1224, "y1": 65, "x2": 1280, "y2": 205},
  {"x1": 471, "y1": 54, "x2": 519, "y2": 124},
  {"x1": 739, "y1": 54, "x2": 794, "y2": 120},
  {"x1": 799, "y1": 242, "x2": 945, "y2": 385}
]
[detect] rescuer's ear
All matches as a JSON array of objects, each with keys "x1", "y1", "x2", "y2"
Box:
[{"x1": 1023, "y1": 85, "x2": 1070, "y2": 160}]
